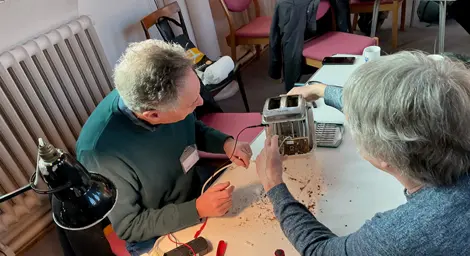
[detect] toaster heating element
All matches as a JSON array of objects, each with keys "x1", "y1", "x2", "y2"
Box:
[{"x1": 262, "y1": 95, "x2": 316, "y2": 155}]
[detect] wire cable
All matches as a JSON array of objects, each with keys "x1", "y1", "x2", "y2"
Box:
[
  {"x1": 277, "y1": 136, "x2": 293, "y2": 155},
  {"x1": 148, "y1": 236, "x2": 165, "y2": 256},
  {"x1": 167, "y1": 234, "x2": 196, "y2": 256},
  {"x1": 29, "y1": 171, "x2": 71, "y2": 194},
  {"x1": 29, "y1": 149, "x2": 71, "y2": 194},
  {"x1": 166, "y1": 124, "x2": 268, "y2": 252},
  {"x1": 193, "y1": 123, "x2": 266, "y2": 239},
  {"x1": 227, "y1": 124, "x2": 267, "y2": 163}
]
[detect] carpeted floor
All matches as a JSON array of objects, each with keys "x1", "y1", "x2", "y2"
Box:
[{"x1": 218, "y1": 2, "x2": 470, "y2": 113}]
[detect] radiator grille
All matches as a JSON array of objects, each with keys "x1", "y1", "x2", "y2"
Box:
[{"x1": 0, "y1": 16, "x2": 113, "y2": 253}]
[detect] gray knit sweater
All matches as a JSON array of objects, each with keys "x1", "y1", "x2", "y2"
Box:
[{"x1": 266, "y1": 85, "x2": 470, "y2": 255}]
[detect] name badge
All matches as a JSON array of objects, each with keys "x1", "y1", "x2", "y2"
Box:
[{"x1": 180, "y1": 144, "x2": 199, "y2": 173}]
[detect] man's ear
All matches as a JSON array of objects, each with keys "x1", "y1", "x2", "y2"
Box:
[
  {"x1": 379, "y1": 161, "x2": 389, "y2": 169},
  {"x1": 141, "y1": 110, "x2": 159, "y2": 119}
]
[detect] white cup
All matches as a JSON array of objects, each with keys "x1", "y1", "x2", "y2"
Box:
[{"x1": 363, "y1": 46, "x2": 381, "y2": 62}]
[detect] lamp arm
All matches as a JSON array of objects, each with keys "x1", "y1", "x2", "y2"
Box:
[{"x1": 0, "y1": 184, "x2": 33, "y2": 203}]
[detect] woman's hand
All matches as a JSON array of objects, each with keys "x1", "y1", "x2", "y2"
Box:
[
  {"x1": 255, "y1": 135, "x2": 284, "y2": 192},
  {"x1": 287, "y1": 83, "x2": 327, "y2": 101}
]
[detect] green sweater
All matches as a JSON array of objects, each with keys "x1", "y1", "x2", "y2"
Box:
[{"x1": 76, "y1": 90, "x2": 230, "y2": 242}]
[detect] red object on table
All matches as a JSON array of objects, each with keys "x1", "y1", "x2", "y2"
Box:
[
  {"x1": 216, "y1": 240, "x2": 227, "y2": 256},
  {"x1": 275, "y1": 249, "x2": 285, "y2": 256},
  {"x1": 194, "y1": 218, "x2": 208, "y2": 238}
]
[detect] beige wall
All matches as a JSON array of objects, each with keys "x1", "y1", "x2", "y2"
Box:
[
  {"x1": 208, "y1": 0, "x2": 275, "y2": 58},
  {"x1": 184, "y1": 0, "x2": 222, "y2": 59},
  {"x1": 0, "y1": 0, "x2": 166, "y2": 67},
  {"x1": 78, "y1": 0, "x2": 159, "y2": 66},
  {"x1": 0, "y1": 0, "x2": 78, "y2": 53}
]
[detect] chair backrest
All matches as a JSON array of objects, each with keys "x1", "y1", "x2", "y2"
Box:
[
  {"x1": 220, "y1": 0, "x2": 261, "y2": 16},
  {"x1": 140, "y1": 2, "x2": 188, "y2": 40},
  {"x1": 224, "y1": 0, "x2": 252, "y2": 12}
]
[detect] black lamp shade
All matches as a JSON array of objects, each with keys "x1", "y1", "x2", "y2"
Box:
[{"x1": 52, "y1": 173, "x2": 117, "y2": 230}]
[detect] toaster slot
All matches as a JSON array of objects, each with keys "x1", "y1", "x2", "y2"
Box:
[
  {"x1": 286, "y1": 95, "x2": 299, "y2": 108},
  {"x1": 268, "y1": 97, "x2": 281, "y2": 110}
]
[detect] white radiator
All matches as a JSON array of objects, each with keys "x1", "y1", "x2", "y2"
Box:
[{"x1": 0, "y1": 16, "x2": 113, "y2": 253}]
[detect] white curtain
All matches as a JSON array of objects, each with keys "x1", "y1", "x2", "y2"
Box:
[{"x1": 209, "y1": 0, "x2": 275, "y2": 58}]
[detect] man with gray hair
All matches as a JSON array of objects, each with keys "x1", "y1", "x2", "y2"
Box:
[
  {"x1": 257, "y1": 51, "x2": 470, "y2": 255},
  {"x1": 76, "y1": 40, "x2": 252, "y2": 255}
]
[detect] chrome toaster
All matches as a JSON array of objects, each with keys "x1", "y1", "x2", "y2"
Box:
[{"x1": 262, "y1": 95, "x2": 316, "y2": 155}]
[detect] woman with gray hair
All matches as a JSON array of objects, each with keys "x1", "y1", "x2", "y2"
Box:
[{"x1": 256, "y1": 51, "x2": 470, "y2": 255}]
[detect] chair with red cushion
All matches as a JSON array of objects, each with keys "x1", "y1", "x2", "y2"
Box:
[
  {"x1": 317, "y1": 0, "x2": 333, "y2": 21},
  {"x1": 303, "y1": 32, "x2": 378, "y2": 67},
  {"x1": 350, "y1": 0, "x2": 406, "y2": 49},
  {"x1": 217, "y1": 0, "x2": 271, "y2": 61},
  {"x1": 303, "y1": 0, "x2": 378, "y2": 68},
  {"x1": 198, "y1": 112, "x2": 264, "y2": 159}
]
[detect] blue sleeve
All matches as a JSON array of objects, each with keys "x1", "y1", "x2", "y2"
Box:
[
  {"x1": 324, "y1": 85, "x2": 343, "y2": 111},
  {"x1": 267, "y1": 183, "x2": 393, "y2": 256}
]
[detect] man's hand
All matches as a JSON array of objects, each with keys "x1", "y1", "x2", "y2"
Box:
[
  {"x1": 287, "y1": 83, "x2": 327, "y2": 102},
  {"x1": 223, "y1": 138, "x2": 252, "y2": 168},
  {"x1": 255, "y1": 135, "x2": 284, "y2": 192},
  {"x1": 196, "y1": 182, "x2": 234, "y2": 218}
]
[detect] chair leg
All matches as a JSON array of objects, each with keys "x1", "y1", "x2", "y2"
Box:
[
  {"x1": 235, "y1": 70, "x2": 250, "y2": 112},
  {"x1": 229, "y1": 36, "x2": 237, "y2": 61},
  {"x1": 231, "y1": 46, "x2": 237, "y2": 62},
  {"x1": 392, "y1": 2, "x2": 399, "y2": 48},
  {"x1": 400, "y1": 0, "x2": 407, "y2": 31},
  {"x1": 255, "y1": 45, "x2": 261, "y2": 60},
  {"x1": 352, "y1": 13, "x2": 359, "y2": 31}
]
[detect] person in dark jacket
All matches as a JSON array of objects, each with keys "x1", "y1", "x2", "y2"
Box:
[{"x1": 269, "y1": 0, "x2": 350, "y2": 92}]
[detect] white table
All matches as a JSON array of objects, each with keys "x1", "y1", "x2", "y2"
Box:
[
  {"x1": 150, "y1": 57, "x2": 406, "y2": 256},
  {"x1": 309, "y1": 55, "x2": 366, "y2": 86}
]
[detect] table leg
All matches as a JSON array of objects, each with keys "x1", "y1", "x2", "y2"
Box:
[
  {"x1": 438, "y1": 1, "x2": 447, "y2": 53},
  {"x1": 370, "y1": 0, "x2": 381, "y2": 37}
]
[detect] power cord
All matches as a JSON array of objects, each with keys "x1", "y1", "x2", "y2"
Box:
[
  {"x1": 279, "y1": 136, "x2": 292, "y2": 155},
  {"x1": 168, "y1": 123, "x2": 267, "y2": 254},
  {"x1": 167, "y1": 234, "x2": 196, "y2": 256},
  {"x1": 201, "y1": 123, "x2": 267, "y2": 194},
  {"x1": 29, "y1": 149, "x2": 71, "y2": 194},
  {"x1": 194, "y1": 124, "x2": 267, "y2": 239},
  {"x1": 227, "y1": 124, "x2": 268, "y2": 163}
]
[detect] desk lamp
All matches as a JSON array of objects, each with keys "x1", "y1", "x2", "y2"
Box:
[{"x1": 0, "y1": 139, "x2": 117, "y2": 230}]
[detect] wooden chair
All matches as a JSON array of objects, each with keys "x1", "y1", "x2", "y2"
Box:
[
  {"x1": 141, "y1": 1, "x2": 188, "y2": 40},
  {"x1": 217, "y1": 0, "x2": 271, "y2": 61},
  {"x1": 140, "y1": 1, "x2": 250, "y2": 112},
  {"x1": 302, "y1": 0, "x2": 379, "y2": 68},
  {"x1": 350, "y1": 0, "x2": 407, "y2": 49}
]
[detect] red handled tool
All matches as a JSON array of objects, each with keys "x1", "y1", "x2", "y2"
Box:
[{"x1": 216, "y1": 240, "x2": 227, "y2": 256}]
